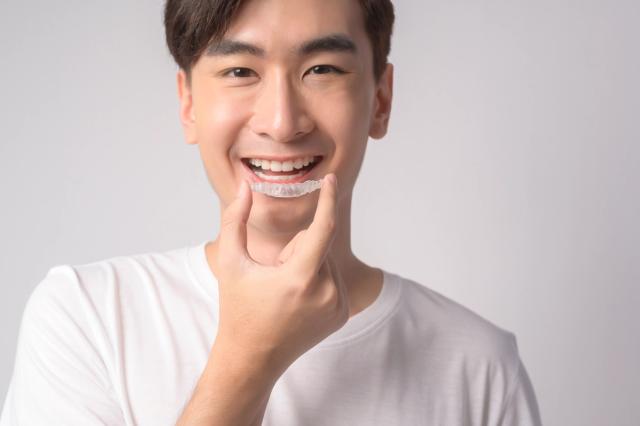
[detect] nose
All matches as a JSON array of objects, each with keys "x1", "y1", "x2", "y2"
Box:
[{"x1": 248, "y1": 72, "x2": 314, "y2": 143}]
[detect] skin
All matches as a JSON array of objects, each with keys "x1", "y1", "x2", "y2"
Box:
[{"x1": 176, "y1": 0, "x2": 393, "y2": 319}]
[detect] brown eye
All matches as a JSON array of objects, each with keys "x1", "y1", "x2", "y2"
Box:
[
  {"x1": 306, "y1": 65, "x2": 345, "y2": 76},
  {"x1": 223, "y1": 67, "x2": 256, "y2": 78}
]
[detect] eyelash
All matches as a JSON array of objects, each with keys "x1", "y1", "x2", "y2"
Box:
[{"x1": 222, "y1": 65, "x2": 345, "y2": 78}]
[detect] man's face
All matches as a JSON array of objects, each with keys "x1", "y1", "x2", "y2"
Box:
[{"x1": 177, "y1": 0, "x2": 392, "y2": 235}]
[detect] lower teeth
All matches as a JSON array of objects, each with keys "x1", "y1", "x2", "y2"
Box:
[{"x1": 251, "y1": 179, "x2": 325, "y2": 198}]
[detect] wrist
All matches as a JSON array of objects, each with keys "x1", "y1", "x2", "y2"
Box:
[{"x1": 207, "y1": 338, "x2": 282, "y2": 390}]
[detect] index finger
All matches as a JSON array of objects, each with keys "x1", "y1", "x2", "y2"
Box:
[{"x1": 289, "y1": 173, "x2": 339, "y2": 274}]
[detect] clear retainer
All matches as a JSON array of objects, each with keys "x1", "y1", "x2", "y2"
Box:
[{"x1": 250, "y1": 178, "x2": 325, "y2": 198}]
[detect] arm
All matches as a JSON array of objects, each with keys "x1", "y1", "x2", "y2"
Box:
[
  {"x1": 0, "y1": 266, "x2": 125, "y2": 425},
  {"x1": 175, "y1": 342, "x2": 280, "y2": 426},
  {"x1": 498, "y1": 335, "x2": 543, "y2": 426},
  {"x1": 180, "y1": 175, "x2": 344, "y2": 425}
]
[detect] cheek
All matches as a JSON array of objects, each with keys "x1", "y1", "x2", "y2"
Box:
[
  {"x1": 194, "y1": 93, "x2": 252, "y2": 160},
  {"x1": 303, "y1": 98, "x2": 368, "y2": 193},
  {"x1": 325, "y1": 78, "x2": 372, "y2": 127},
  {"x1": 198, "y1": 97, "x2": 245, "y2": 140},
  {"x1": 192, "y1": 94, "x2": 252, "y2": 199},
  {"x1": 312, "y1": 87, "x2": 373, "y2": 155}
]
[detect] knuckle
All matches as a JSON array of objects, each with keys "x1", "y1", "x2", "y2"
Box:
[
  {"x1": 284, "y1": 268, "x2": 320, "y2": 299},
  {"x1": 283, "y1": 278, "x2": 307, "y2": 301},
  {"x1": 216, "y1": 255, "x2": 236, "y2": 278},
  {"x1": 319, "y1": 283, "x2": 339, "y2": 309},
  {"x1": 291, "y1": 261, "x2": 318, "y2": 284},
  {"x1": 220, "y1": 210, "x2": 237, "y2": 230},
  {"x1": 325, "y1": 218, "x2": 336, "y2": 232}
]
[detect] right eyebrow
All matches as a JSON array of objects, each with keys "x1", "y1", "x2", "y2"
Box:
[{"x1": 205, "y1": 39, "x2": 265, "y2": 58}]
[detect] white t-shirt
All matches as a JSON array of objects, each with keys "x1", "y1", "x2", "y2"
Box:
[{"x1": 1, "y1": 241, "x2": 542, "y2": 425}]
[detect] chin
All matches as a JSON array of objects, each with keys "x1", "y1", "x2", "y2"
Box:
[{"x1": 249, "y1": 201, "x2": 315, "y2": 234}]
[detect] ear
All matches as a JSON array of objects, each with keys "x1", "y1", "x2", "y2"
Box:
[
  {"x1": 176, "y1": 69, "x2": 198, "y2": 145},
  {"x1": 368, "y1": 62, "x2": 394, "y2": 140}
]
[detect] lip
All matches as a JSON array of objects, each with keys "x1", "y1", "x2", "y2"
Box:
[
  {"x1": 241, "y1": 156, "x2": 323, "y2": 185},
  {"x1": 242, "y1": 154, "x2": 321, "y2": 162}
]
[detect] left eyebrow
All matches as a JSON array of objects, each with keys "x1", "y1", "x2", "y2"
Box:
[
  {"x1": 297, "y1": 33, "x2": 358, "y2": 56},
  {"x1": 204, "y1": 33, "x2": 358, "y2": 58}
]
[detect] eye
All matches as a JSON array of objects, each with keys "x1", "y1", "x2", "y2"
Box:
[
  {"x1": 221, "y1": 67, "x2": 257, "y2": 78},
  {"x1": 305, "y1": 65, "x2": 345, "y2": 76}
]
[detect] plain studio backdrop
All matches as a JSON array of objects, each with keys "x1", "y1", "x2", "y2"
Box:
[{"x1": 1, "y1": 1, "x2": 638, "y2": 425}]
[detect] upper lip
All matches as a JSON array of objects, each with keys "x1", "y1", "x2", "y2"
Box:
[{"x1": 241, "y1": 154, "x2": 322, "y2": 162}]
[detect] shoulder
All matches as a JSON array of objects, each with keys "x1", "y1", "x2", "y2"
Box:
[
  {"x1": 20, "y1": 244, "x2": 194, "y2": 357},
  {"x1": 388, "y1": 272, "x2": 528, "y2": 413},
  {"x1": 23, "y1": 245, "x2": 193, "y2": 334},
  {"x1": 388, "y1": 271, "x2": 520, "y2": 366},
  {"x1": 385, "y1": 270, "x2": 541, "y2": 424},
  {"x1": 32, "y1": 245, "x2": 190, "y2": 303}
]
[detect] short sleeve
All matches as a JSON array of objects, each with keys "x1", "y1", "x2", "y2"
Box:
[
  {"x1": 498, "y1": 335, "x2": 543, "y2": 426},
  {"x1": 0, "y1": 266, "x2": 125, "y2": 426}
]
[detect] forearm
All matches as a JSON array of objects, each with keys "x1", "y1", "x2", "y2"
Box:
[{"x1": 176, "y1": 343, "x2": 278, "y2": 426}]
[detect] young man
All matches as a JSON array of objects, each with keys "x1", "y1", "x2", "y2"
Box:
[{"x1": 1, "y1": 0, "x2": 542, "y2": 425}]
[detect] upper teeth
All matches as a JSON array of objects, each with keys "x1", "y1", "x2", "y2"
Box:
[{"x1": 248, "y1": 156, "x2": 317, "y2": 172}]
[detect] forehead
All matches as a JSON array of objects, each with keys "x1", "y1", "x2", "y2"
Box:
[{"x1": 207, "y1": 0, "x2": 371, "y2": 62}]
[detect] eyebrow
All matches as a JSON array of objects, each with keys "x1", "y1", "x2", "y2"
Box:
[{"x1": 204, "y1": 33, "x2": 358, "y2": 58}]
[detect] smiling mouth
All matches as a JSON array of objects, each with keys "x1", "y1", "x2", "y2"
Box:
[{"x1": 241, "y1": 156, "x2": 323, "y2": 184}]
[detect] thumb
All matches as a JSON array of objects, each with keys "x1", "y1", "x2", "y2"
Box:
[{"x1": 218, "y1": 180, "x2": 253, "y2": 267}]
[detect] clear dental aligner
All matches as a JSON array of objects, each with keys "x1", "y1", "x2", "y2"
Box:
[{"x1": 250, "y1": 178, "x2": 325, "y2": 198}]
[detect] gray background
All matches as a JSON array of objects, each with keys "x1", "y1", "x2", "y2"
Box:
[{"x1": 1, "y1": 0, "x2": 638, "y2": 425}]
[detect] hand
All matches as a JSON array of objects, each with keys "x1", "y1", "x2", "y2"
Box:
[{"x1": 212, "y1": 174, "x2": 348, "y2": 377}]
